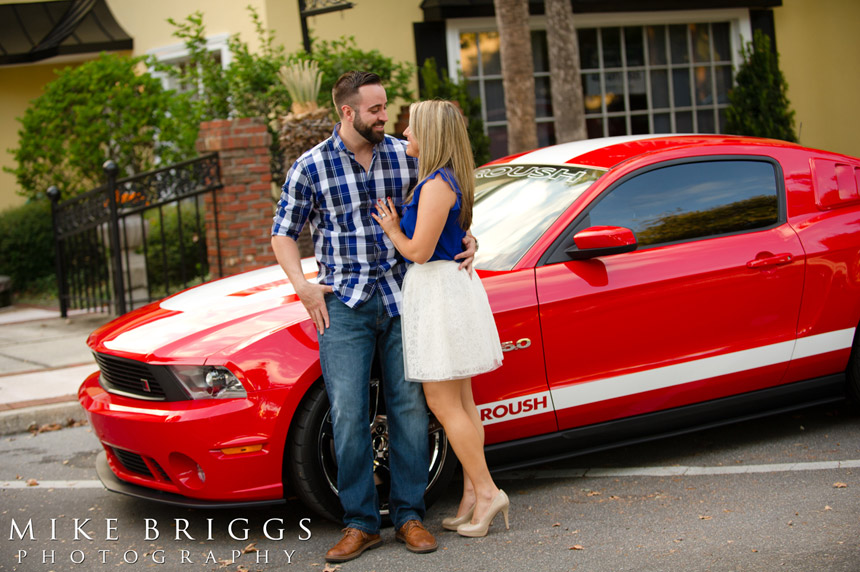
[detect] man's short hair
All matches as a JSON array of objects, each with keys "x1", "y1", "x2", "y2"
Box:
[{"x1": 332, "y1": 71, "x2": 383, "y2": 117}]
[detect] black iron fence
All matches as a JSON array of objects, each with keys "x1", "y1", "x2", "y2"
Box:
[{"x1": 48, "y1": 154, "x2": 223, "y2": 317}]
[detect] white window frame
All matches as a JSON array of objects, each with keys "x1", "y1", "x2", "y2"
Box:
[
  {"x1": 446, "y1": 9, "x2": 752, "y2": 141},
  {"x1": 147, "y1": 33, "x2": 232, "y2": 93}
]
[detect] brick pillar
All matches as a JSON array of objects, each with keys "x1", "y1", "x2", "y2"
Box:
[{"x1": 196, "y1": 118, "x2": 277, "y2": 277}]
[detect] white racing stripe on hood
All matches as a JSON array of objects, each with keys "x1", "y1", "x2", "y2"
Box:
[{"x1": 103, "y1": 260, "x2": 317, "y2": 354}]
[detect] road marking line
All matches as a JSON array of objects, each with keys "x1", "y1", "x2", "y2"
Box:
[
  {"x1": 3, "y1": 459, "x2": 858, "y2": 490},
  {"x1": 0, "y1": 480, "x2": 104, "y2": 489},
  {"x1": 495, "y1": 459, "x2": 860, "y2": 480}
]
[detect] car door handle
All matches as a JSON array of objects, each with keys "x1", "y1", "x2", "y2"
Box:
[{"x1": 746, "y1": 253, "x2": 793, "y2": 269}]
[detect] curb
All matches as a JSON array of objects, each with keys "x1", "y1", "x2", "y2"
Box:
[{"x1": 0, "y1": 401, "x2": 87, "y2": 436}]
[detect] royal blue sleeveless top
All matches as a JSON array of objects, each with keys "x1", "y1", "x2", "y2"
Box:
[{"x1": 399, "y1": 167, "x2": 466, "y2": 264}]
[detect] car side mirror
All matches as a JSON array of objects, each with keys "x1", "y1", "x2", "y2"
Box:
[{"x1": 565, "y1": 226, "x2": 638, "y2": 260}]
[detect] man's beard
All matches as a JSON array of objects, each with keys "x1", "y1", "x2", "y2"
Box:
[{"x1": 354, "y1": 114, "x2": 385, "y2": 144}]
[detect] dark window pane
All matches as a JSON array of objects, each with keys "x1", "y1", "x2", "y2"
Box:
[
  {"x1": 654, "y1": 113, "x2": 671, "y2": 132},
  {"x1": 605, "y1": 72, "x2": 625, "y2": 112},
  {"x1": 669, "y1": 24, "x2": 689, "y2": 64},
  {"x1": 537, "y1": 121, "x2": 556, "y2": 148},
  {"x1": 631, "y1": 114, "x2": 649, "y2": 134},
  {"x1": 488, "y1": 125, "x2": 508, "y2": 159},
  {"x1": 602, "y1": 27, "x2": 622, "y2": 68},
  {"x1": 647, "y1": 25, "x2": 667, "y2": 66},
  {"x1": 583, "y1": 72, "x2": 602, "y2": 112},
  {"x1": 585, "y1": 161, "x2": 779, "y2": 245},
  {"x1": 579, "y1": 28, "x2": 600, "y2": 69},
  {"x1": 718, "y1": 108, "x2": 727, "y2": 133},
  {"x1": 535, "y1": 76, "x2": 552, "y2": 118},
  {"x1": 460, "y1": 33, "x2": 479, "y2": 78},
  {"x1": 467, "y1": 80, "x2": 480, "y2": 102},
  {"x1": 587, "y1": 117, "x2": 604, "y2": 138},
  {"x1": 480, "y1": 31, "x2": 502, "y2": 76},
  {"x1": 691, "y1": 23, "x2": 711, "y2": 63},
  {"x1": 608, "y1": 116, "x2": 627, "y2": 136},
  {"x1": 628, "y1": 70, "x2": 647, "y2": 110},
  {"x1": 715, "y1": 65, "x2": 732, "y2": 104},
  {"x1": 651, "y1": 69, "x2": 670, "y2": 108},
  {"x1": 625, "y1": 27, "x2": 645, "y2": 67},
  {"x1": 695, "y1": 66, "x2": 713, "y2": 105},
  {"x1": 485, "y1": 79, "x2": 506, "y2": 122},
  {"x1": 676, "y1": 111, "x2": 693, "y2": 132},
  {"x1": 712, "y1": 23, "x2": 731, "y2": 62},
  {"x1": 673, "y1": 68, "x2": 692, "y2": 107},
  {"x1": 532, "y1": 30, "x2": 549, "y2": 73},
  {"x1": 697, "y1": 109, "x2": 716, "y2": 133}
]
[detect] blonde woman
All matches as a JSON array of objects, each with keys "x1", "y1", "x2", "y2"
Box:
[{"x1": 372, "y1": 100, "x2": 508, "y2": 537}]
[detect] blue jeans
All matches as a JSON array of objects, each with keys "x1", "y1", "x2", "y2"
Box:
[{"x1": 317, "y1": 290, "x2": 429, "y2": 533}]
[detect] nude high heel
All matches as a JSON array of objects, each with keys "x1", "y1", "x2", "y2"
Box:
[
  {"x1": 442, "y1": 504, "x2": 475, "y2": 531},
  {"x1": 456, "y1": 490, "x2": 510, "y2": 537}
]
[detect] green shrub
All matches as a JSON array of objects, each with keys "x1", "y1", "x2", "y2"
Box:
[
  {"x1": 141, "y1": 200, "x2": 208, "y2": 293},
  {"x1": 725, "y1": 30, "x2": 797, "y2": 142},
  {"x1": 0, "y1": 200, "x2": 56, "y2": 291},
  {"x1": 5, "y1": 53, "x2": 196, "y2": 200}
]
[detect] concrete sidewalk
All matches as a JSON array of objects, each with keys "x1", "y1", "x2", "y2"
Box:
[{"x1": 0, "y1": 305, "x2": 112, "y2": 435}]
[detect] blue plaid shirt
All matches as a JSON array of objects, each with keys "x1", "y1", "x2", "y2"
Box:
[{"x1": 272, "y1": 124, "x2": 418, "y2": 316}]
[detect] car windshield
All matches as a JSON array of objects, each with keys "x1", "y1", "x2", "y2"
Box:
[{"x1": 472, "y1": 164, "x2": 605, "y2": 270}]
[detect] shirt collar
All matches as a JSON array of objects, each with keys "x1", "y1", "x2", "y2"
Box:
[{"x1": 332, "y1": 122, "x2": 383, "y2": 158}]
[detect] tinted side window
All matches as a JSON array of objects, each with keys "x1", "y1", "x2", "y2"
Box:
[{"x1": 584, "y1": 160, "x2": 780, "y2": 246}]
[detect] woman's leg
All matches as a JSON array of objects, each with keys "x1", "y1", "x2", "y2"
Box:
[
  {"x1": 453, "y1": 379, "x2": 484, "y2": 516},
  {"x1": 424, "y1": 379, "x2": 499, "y2": 524}
]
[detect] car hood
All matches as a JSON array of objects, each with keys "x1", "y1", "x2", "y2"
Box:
[{"x1": 88, "y1": 260, "x2": 319, "y2": 363}]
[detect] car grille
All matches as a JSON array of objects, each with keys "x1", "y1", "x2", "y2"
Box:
[
  {"x1": 110, "y1": 447, "x2": 170, "y2": 481},
  {"x1": 94, "y1": 353, "x2": 187, "y2": 401}
]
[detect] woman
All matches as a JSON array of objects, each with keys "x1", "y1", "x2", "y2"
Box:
[{"x1": 372, "y1": 99, "x2": 507, "y2": 537}]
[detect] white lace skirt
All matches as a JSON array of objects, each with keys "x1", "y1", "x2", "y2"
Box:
[{"x1": 401, "y1": 260, "x2": 503, "y2": 382}]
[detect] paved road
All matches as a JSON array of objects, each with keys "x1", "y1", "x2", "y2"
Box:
[{"x1": 1, "y1": 403, "x2": 858, "y2": 571}]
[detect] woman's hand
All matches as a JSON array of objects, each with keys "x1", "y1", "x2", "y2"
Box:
[
  {"x1": 455, "y1": 233, "x2": 477, "y2": 276},
  {"x1": 371, "y1": 197, "x2": 402, "y2": 238}
]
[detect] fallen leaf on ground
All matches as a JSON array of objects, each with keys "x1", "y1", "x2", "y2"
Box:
[
  {"x1": 698, "y1": 515, "x2": 712, "y2": 520},
  {"x1": 25, "y1": 478, "x2": 38, "y2": 487},
  {"x1": 243, "y1": 543, "x2": 257, "y2": 554},
  {"x1": 569, "y1": 545, "x2": 585, "y2": 550},
  {"x1": 833, "y1": 482, "x2": 847, "y2": 488}
]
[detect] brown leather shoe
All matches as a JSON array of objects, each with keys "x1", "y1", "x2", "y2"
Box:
[
  {"x1": 325, "y1": 527, "x2": 382, "y2": 563},
  {"x1": 395, "y1": 520, "x2": 438, "y2": 553}
]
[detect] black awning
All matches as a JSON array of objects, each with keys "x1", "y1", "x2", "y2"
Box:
[{"x1": 0, "y1": 0, "x2": 133, "y2": 66}]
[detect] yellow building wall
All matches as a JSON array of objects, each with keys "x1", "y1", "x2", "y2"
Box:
[
  {"x1": 774, "y1": 0, "x2": 860, "y2": 157},
  {"x1": 0, "y1": 63, "x2": 80, "y2": 211}
]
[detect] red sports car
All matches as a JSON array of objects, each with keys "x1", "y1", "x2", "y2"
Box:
[{"x1": 79, "y1": 135, "x2": 860, "y2": 521}]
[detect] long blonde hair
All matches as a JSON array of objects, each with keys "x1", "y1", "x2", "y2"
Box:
[{"x1": 407, "y1": 100, "x2": 475, "y2": 230}]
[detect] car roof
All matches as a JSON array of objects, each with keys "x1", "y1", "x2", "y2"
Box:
[{"x1": 483, "y1": 134, "x2": 803, "y2": 171}]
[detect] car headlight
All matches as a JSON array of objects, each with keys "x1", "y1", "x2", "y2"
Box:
[{"x1": 168, "y1": 365, "x2": 247, "y2": 399}]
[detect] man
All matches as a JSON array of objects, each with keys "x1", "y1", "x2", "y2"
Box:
[{"x1": 271, "y1": 71, "x2": 476, "y2": 563}]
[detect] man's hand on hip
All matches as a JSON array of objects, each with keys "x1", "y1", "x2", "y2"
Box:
[{"x1": 296, "y1": 281, "x2": 334, "y2": 334}]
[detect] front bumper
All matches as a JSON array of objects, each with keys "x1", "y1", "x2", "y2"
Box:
[
  {"x1": 95, "y1": 451, "x2": 284, "y2": 508},
  {"x1": 79, "y1": 371, "x2": 290, "y2": 504}
]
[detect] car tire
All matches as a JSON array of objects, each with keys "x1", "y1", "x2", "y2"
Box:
[
  {"x1": 285, "y1": 379, "x2": 457, "y2": 524},
  {"x1": 846, "y1": 329, "x2": 860, "y2": 404}
]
